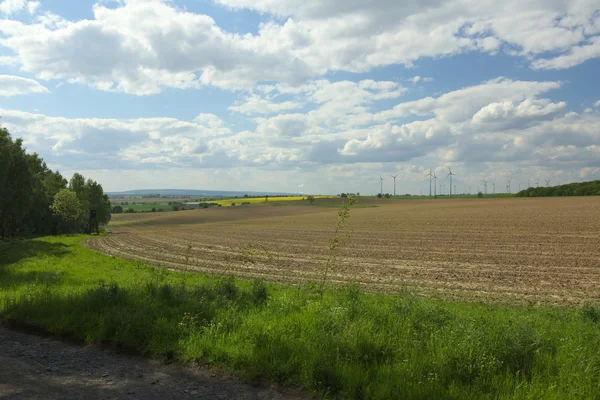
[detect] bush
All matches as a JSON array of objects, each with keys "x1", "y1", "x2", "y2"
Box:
[
  {"x1": 384, "y1": 193, "x2": 391, "y2": 199},
  {"x1": 112, "y1": 205, "x2": 123, "y2": 214},
  {"x1": 151, "y1": 207, "x2": 156, "y2": 212},
  {"x1": 477, "y1": 192, "x2": 483, "y2": 198},
  {"x1": 377, "y1": 193, "x2": 383, "y2": 198},
  {"x1": 231, "y1": 203, "x2": 236, "y2": 206},
  {"x1": 172, "y1": 206, "x2": 179, "y2": 211}
]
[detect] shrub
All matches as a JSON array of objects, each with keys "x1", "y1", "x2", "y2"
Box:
[
  {"x1": 172, "y1": 205, "x2": 179, "y2": 211},
  {"x1": 477, "y1": 192, "x2": 483, "y2": 198},
  {"x1": 112, "y1": 205, "x2": 123, "y2": 214}
]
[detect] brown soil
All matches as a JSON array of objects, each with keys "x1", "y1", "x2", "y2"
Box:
[{"x1": 89, "y1": 197, "x2": 600, "y2": 305}]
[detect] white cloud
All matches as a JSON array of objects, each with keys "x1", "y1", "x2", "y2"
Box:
[
  {"x1": 0, "y1": 74, "x2": 49, "y2": 96},
  {"x1": 0, "y1": 0, "x2": 597, "y2": 95},
  {"x1": 472, "y1": 99, "x2": 566, "y2": 125},
  {"x1": 409, "y1": 76, "x2": 433, "y2": 84},
  {"x1": 1, "y1": 75, "x2": 599, "y2": 193},
  {"x1": 594, "y1": 100, "x2": 600, "y2": 107},
  {"x1": 0, "y1": 0, "x2": 39, "y2": 15},
  {"x1": 193, "y1": 114, "x2": 228, "y2": 130},
  {"x1": 531, "y1": 36, "x2": 600, "y2": 70},
  {"x1": 0, "y1": 56, "x2": 19, "y2": 66},
  {"x1": 229, "y1": 94, "x2": 302, "y2": 115}
]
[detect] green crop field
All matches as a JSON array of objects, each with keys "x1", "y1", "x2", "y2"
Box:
[{"x1": 2, "y1": 235, "x2": 600, "y2": 399}]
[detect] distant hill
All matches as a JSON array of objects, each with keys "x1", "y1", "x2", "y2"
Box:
[
  {"x1": 516, "y1": 180, "x2": 600, "y2": 197},
  {"x1": 107, "y1": 189, "x2": 298, "y2": 198}
]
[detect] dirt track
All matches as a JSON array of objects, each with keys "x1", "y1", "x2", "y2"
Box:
[
  {"x1": 0, "y1": 325, "x2": 304, "y2": 400},
  {"x1": 88, "y1": 197, "x2": 600, "y2": 305}
]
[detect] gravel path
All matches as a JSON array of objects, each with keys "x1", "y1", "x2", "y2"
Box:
[{"x1": 0, "y1": 325, "x2": 306, "y2": 400}]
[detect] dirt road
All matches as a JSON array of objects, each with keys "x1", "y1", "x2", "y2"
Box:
[{"x1": 0, "y1": 326, "x2": 305, "y2": 400}]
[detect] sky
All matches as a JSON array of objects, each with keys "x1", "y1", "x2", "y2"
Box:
[{"x1": 1, "y1": 0, "x2": 599, "y2": 195}]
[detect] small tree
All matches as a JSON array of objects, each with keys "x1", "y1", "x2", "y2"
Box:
[
  {"x1": 307, "y1": 195, "x2": 315, "y2": 204},
  {"x1": 477, "y1": 192, "x2": 483, "y2": 198},
  {"x1": 112, "y1": 205, "x2": 123, "y2": 214},
  {"x1": 384, "y1": 193, "x2": 391, "y2": 199},
  {"x1": 377, "y1": 193, "x2": 383, "y2": 198},
  {"x1": 51, "y1": 189, "x2": 82, "y2": 232}
]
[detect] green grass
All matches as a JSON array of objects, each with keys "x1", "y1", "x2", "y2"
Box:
[{"x1": 1, "y1": 236, "x2": 600, "y2": 399}]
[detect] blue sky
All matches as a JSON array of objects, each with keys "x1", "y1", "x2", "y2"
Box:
[{"x1": 1, "y1": 0, "x2": 599, "y2": 194}]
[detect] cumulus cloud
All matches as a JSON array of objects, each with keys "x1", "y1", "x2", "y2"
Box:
[
  {"x1": 2, "y1": 75, "x2": 599, "y2": 192},
  {"x1": 229, "y1": 94, "x2": 302, "y2": 115},
  {"x1": 0, "y1": 0, "x2": 597, "y2": 95},
  {"x1": 0, "y1": 0, "x2": 39, "y2": 15},
  {"x1": 472, "y1": 99, "x2": 566, "y2": 126},
  {"x1": 0, "y1": 75, "x2": 49, "y2": 96},
  {"x1": 595, "y1": 100, "x2": 600, "y2": 107}
]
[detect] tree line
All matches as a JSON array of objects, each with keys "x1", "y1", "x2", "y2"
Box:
[
  {"x1": 516, "y1": 180, "x2": 600, "y2": 197},
  {"x1": 0, "y1": 127, "x2": 111, "y2": 238}
]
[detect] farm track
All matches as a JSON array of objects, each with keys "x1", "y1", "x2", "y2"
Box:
[{"x1": 89, "y1": 198, "x2": 600, "y2": 305}]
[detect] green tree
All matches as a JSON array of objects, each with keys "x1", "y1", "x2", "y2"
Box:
[
  {"x1": 0, "y1": 128, "x2": 35, "y2": 238},
  {"x1": 307, "y1": 195, "x2": 315, "y2": 204},
  {"x1": 112, "y1": 205, "x2": 124, "y2": 214},
  {"x1": 51, "y1": 189, "x2": 82, "y2": 232}
]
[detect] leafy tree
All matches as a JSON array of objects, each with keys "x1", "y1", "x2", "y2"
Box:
[
  {"x1": 307, "y1": 195, "x2": 315, "y2": 204},
  {"x1": 0, "y1": 127, "x2": 110, "y2": 237},
  {"x1": 151, "y1": 207, "x2": 157, "y2": 212},
  {"x1": 51, "y1": 189, "x2": 82, "y2": 232},
  {"x1": 112, "y1": 205, "x2": 124, "y2": 214},
  {"x1": 340, "y1": 193, "x2": 348, "y2": 198},
  {"x1": 377, "y1": 193, "x2": 383, "y2": 198},
  {"x1": 477, "y1": 192, "x2": 483, "y2": 198},
  {"x1": 0, "y1": 128, "x2": 35, "y2": 238},
  {"x1": 384, "y1": 193, "x2": 391, "y2": 199}
]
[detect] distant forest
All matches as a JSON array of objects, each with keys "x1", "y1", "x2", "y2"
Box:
[
  {"x1": 0, "y1": 127, "x2": 111, "y2": 238},
  {"x1": 516, "y1": 180, "x2": 600, "y2": 197}
]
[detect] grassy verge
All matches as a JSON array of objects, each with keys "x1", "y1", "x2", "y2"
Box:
[{"x1": 1, "y1": 236, "x2": 599, "y2": 399}]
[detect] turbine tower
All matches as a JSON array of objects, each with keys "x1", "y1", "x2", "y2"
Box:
[
  {"x1": 447, "y1": 168, "x2": 455, "y2": 197},
  {"x1": 425, "y1": 169, "x2": 433, "y2": 197},
  {"x1": 506, "y1": 178, "x2": 512, "y2": 194},
  {"x1": 483, "y1": 179, "x2": 488, "y2": 195},
  {"x1": 492, "y1": 181, "x2": 496, "y2": 194},
  {"x1": 390, "y1": 175, "x2": 398, "y2": 196},
  {"x1": 545, "y1": 179, "x2": 551, "y2": 187},
  {"x1": 432, "y1": 171, "x2": 438, "y2": 198},
  {"x1": 379, "y1": 176, "x2": 384, "y2": 196}
]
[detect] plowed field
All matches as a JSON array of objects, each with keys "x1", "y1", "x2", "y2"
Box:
[{"x1": 88, "y1": 197, "x2": 600, "y2": 304}]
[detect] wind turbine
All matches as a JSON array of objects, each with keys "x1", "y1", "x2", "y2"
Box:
[
  {"x1": 296, "y1": 184, "x2": 304, "y2": 194},
  {"x1": 447, "y1": 168, "x2": 455, "y2": 197},
  {"x1": 506, "y1": 178, "x2": 512, "y2": 194},
  {"x1": 379, "y1": 176, "x2": 384, "y2": 196},
  {"x1": 483, "y1": 180, "x2": 488, "y2": 195},
  {"x1": 545, "y1": 179, "x2": 551, "y2": 187},
  {"x1": 425, "y1": 169, "x2": 433, "y2": 197},
  {"x1": 535, "y1": 180, "x2": 539, "y2": 188},
  {"x1": 390, "y1": 175, "x2": 398, "y2": 196},
  {"x1": 433, "y1": 171, "x2": 438, "y2": 198},
  {"x1": 492, "y1": 181, "x2": 496, "y2": 194}
]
